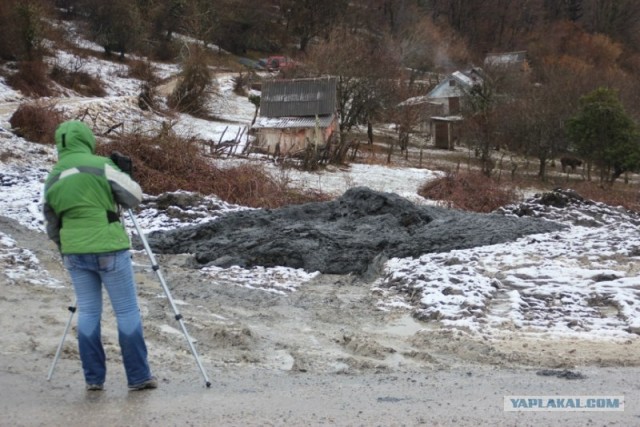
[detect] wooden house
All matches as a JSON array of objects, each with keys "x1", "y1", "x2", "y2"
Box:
[
  {"x1": 251, "y1": 77, "x2": 338, "y2": 156},
  {"x1": 425, "y1": 68, "x2": 484, "y2": 149}
]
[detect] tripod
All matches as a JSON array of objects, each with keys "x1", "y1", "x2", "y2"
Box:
[{"x1": 47, "y1": 209, "x2": 212, "y2": 388}]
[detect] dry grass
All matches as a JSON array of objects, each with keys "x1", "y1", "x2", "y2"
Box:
[
  {"x1": 96, "y1": 132, "x2": 331, "y2": 208},
  {"x1": 167, "y1": 47, "x2": 214, "y2": 117},
  {"x1": 8, "y1": 101, "x2": 63, "y2": 144},
  {"x1": 127, "y1": 59, "x2": 159, "y2": 84},
  {"x1": 49, "y1": 64, "x2": 106, "y2": 96},
  {"x1": 417, "y1": 164, "x2": 640, "y2": 214},
  {"x1": 379, "y1": 143, "x2": 640, "y2": 213},
  {"x1": 419, "y1": 170, "x2": 519, "y2": 213},
  {"x1": 566, "y1": 181, "x2": 640, "y2": 213},
  {"x1": 6, "y1": 60, "x2": 53, "y2": 97},
  {"x1": 147, "y1": 39, "x2": 181, "y2": 63}
]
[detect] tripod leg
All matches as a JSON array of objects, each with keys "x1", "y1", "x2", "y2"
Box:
[
  {"x1": 127, "y1": 210, "x2": 212, "y2": 388},
  {"x1": 47, "y1": 304, "x2": 76, "y2": 381}
]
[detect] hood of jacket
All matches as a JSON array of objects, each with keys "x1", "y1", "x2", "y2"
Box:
[{"x1": 54, "y1": 120, "x2": 96, "y2": 156}]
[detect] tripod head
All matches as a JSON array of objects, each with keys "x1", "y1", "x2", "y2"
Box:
[{"x1": 110, "y1": 151, "x2": 133, "y2": 178}]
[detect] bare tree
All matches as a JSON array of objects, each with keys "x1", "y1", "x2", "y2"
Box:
[
  {"x1": 279, "y1": 0, "x2": 347, "y2": 52},
  {"x1": 0, "y1": 0, "x2": 52, "y2": 61},
  {"x1": 460, "y1": 77, "x2": 500, "y2": 177},
  {"x1": 304, "y1": 28, "x2": 402, "y2": 163},
  {"x1": 423, "y1": 0, "x2": 545, "y2": 56},
  {"x1": 81, "y1": 0, "x2": 147, "y2": 59},
  {"x1": 398, "y1": 14, "x2": 470, "y2": 73},
  {"x1": 147, "y1": 0, "x2": 188, "y2": 41},
  {"x1": 501, "y1": 77, "x2": 578, "y2": 180},
  {"x1": 543, "y1": 0, "x2": 584, "y2": 21},
  {"x1": 168, "y1": 45, "x2": 216, "y2": 116}
]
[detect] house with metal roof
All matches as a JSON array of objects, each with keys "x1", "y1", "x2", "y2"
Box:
[
  {"x1": 251, "y1": 77, "x2": 338, "y2": 157},
  {"x1": 427, "y1": 68, "x2": 484, "y2": 116},
  {"x1": 425, "y1": 68, "x2": 484, "y2": 149},
  {"x1": 484, "y1": 51, "x2": 529, "y2": 72}
]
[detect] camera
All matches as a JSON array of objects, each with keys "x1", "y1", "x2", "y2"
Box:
[{"x1": 110, "y1": 151, "x2": 133, "y2": 178}]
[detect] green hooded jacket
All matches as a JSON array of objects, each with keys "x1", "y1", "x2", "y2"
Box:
[{"x1": 43, "y1": 120, "x2": 142, "y2": 254}]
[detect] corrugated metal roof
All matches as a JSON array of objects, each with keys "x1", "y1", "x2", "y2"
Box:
[
  {"x1": 484, "y1": 51, "x2": 527, "y2": 66},
  {"x1": 397, "y1": 95, "x2": 442, "y2": 107},
  {"x1": 252, "y1": 115, "x2": 335, "y2": 129},
  {"x1": 431, "y1": 115, "x2": 463, "y2": 122},
  {"x1": 260, "y1": 77, "x2": 337, "y2": 118},
  {"x1": 427, "y1": 69, "x2": 483, "y2": 99}
]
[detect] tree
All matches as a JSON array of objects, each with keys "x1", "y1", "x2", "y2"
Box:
[
  {"x1": 304, "y1": 28, "x2": 401, "y2": 163},
  {"x1": 168, "y1": 45, "x2": 216, "y2": 116},
  {"x1": 566, "y1": 87, "x2": 640, "y2": 183},
  {"x1": 424, "y1": 0, "x2": 545, "y2": 57},
  {"x1": 498, "y1": 61, "x2": 586, "y2": 181},
  {"x1": 543, "y1": 0, "x2": 583, "y2": 22},
  {"x1": 583, "y1": 0, "x2": 640, "y2": 44},
  {"x1": 0, "y1": 0, "x2": 51, "y2": 61},
  {"x1": 81, "y1": 0, "x2": 146, "y2": 59},
  {"x1": 397, "y1": 14, "x2": 470, "y2": 73},
  {"x1": 461, "y1": 77, "x2": 500, "y2": 177},
  {"x1": 280, "y1": 0, "x2": 347, "y2": 52},
  {"x1": 147, "y1": 0, "x2": 188, "y2": 41},
  {"x1": 503, "y1": 84, "x2": 570, "y2": 180}
]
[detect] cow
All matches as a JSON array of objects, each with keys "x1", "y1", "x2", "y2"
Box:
[{"x1": 560, "y1": 156, "x2": 582, "y2": 173}]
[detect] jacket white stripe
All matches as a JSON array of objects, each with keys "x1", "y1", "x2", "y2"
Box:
[{"x1": 105, "y1": 163, "x2": 143, "y2": 209}]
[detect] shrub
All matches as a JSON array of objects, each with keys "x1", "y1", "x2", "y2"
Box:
[
  {"x1": 127, "y1": 60, "x2": 159, "y2": 110},
  {"x1": 148, "y1": 38, "x2": 180, "y2": 62},
  {"x1": 96, "y1": 132, "x2": 331, "y2": 208},
  {"x1": 419, "y1": 170, "x2": 519, "y2": 213},
  {"x1": 128, "y1": 59, "x2": 158, "y2": 84},
  {"x1": 49, "y1": 64, "x2": 106, "y2": 96},
  {"x1": 232, "y1": 72, "x2": 256, "y2": 96},
  {"x1": 9, "y1": 101, "x2": 63, "y2": 144},
  {"x1": 569, "y1": 181, "x2": 640, "y2": 213},
  {"x1": 6, "y1": 60, "x2": 53, "y2": 96},
  {"x1": 167, "y1": 46, "x2": 214, "y2": 116}
]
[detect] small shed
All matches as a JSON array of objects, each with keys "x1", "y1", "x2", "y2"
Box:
[
  {"x1": 431, "y1": 116, "x2": 463, "y2": 150},
  {"x1": 251, "y1": 77, "x2": 338, "y2": 156}
]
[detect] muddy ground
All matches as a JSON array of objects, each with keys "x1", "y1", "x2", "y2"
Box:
[
  {"x1": 1, "y1": 212, "x2": 639, "y2": 426},
  {"x1": 143, "y1": 187, "x2": 563, "y2": 275}
]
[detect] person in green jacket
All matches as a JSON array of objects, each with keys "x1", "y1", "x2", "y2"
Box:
[{"x1": 43, "y1": 120, "x2": 156, "y2": 391}]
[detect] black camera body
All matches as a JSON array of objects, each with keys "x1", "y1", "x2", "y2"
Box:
[{"x1": 110, "y1": 151, "x2": 134, "y2": 178}]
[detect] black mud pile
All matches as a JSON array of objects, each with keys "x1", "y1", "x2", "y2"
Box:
[
  {"x1": 142, "y1": 187, "x2": 565, "y2": 275},
  {"x1": 497, "y1": 188, "x2": 640, "y2": 228}
]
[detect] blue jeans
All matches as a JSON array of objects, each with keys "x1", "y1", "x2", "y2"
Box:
[{"x1": 63, "y1": 250, "x2": 152, "y2": 387}]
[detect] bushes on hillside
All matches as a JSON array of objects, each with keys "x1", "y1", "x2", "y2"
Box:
[
  {"x1": 569, "y1": 181, "x2": 640, "y2": 213},
  {"x1": 96, "y1": 132, "x2": 331, "y2": 208},
  {"x1": 167, "y1": 46, "x2": 215, "y2": 117},
  {"x1": 9, "y1": 102, "x2": 63, "y2": 144},
  {"x1": 419, "y1": 171, "x2": 519, "y2": 213},
  {"x1": 6, "y1": 60, "x2": 53, "y2": 97},
  {"x1": 49, "y1": 64, "x2": 107, "y2": 97}
]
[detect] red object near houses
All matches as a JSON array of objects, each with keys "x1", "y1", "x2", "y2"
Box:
[{"x1": 260, "y1": 56, "x2": 296, "y2": 72}]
